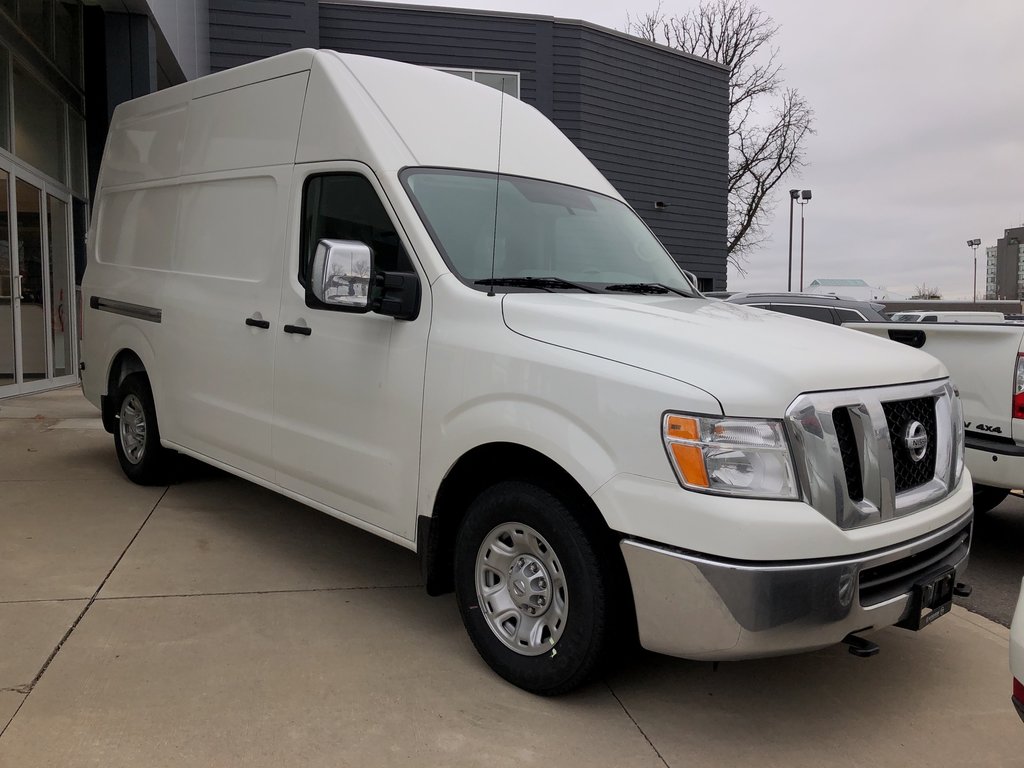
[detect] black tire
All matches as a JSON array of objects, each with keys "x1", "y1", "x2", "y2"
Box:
[
  {"x1": 112, "y1": 373, "x2": 172, "y2": 485},
  {"x1": 454, "y1": 481, "x2": 611, "y2": 695},
  {"x1": 973, "y1": 484, "x2": 1010, "y2": 515}
]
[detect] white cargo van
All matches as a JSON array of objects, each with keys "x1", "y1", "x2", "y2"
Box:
[{"x1": 82, "y1": 50, "x2": 973, "y2": 694}]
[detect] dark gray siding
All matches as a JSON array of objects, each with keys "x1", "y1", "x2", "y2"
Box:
[{"x1": 209, "y1": 0, "x2": 319, "y2": 72}]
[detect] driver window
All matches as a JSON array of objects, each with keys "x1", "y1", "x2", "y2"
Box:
[{"x1": 300, "y1": 173, "x2": 412, "y2": 286}]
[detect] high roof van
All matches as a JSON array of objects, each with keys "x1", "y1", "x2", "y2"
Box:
[{"x1": 82, "y1": 50, "x2": 973, "y2": 694}]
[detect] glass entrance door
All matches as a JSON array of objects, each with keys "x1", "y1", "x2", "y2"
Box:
[
  {"x1": 0, "y1": 168, "x2": 11, "y2": 387},
  {"x1": 0, "y1": 164, "x2": 76, "y2": 398},
  {"x1": 16, "y1": 176, "x2": 46, "y2": 382}
]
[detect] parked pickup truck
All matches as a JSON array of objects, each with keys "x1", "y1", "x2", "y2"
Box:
[
  {"x1": 850, "y1": 321, "x2": 1024, "y2": 512},
  {"x1": 81, "y1": 49, "x2": 973, "y2": 694}
]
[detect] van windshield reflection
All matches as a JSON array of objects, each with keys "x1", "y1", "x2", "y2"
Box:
[{"x1": 401, "y1": 169, "x2": 696, "y2": 295}]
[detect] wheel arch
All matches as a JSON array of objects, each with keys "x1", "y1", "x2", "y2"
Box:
[
  {"x1": 100, "y1": 348, "x2": 150, "y2": 433},
  {"x1": 419, "y1": 441, "x2": 626, "y2": 598}
]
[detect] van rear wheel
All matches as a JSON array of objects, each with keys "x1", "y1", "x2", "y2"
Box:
[
  {"x1": 454, "y1": 481, "x2": 611, "y2": 695},
  {"x1": 113, "y1": 373, "x2": 172, "y2": 485}
]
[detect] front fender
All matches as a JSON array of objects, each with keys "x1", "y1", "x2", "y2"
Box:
[{"x1": 424, "y1": 394, "x2": 618, "y2": 511}]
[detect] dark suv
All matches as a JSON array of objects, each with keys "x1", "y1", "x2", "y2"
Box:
[{"x1": 723, "y1": 293, "x2": 887, "y2": 325}]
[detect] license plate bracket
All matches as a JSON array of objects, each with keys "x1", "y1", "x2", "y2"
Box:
[{"x1": 896, "y1": 566, "x2": 955, "y2": 631}]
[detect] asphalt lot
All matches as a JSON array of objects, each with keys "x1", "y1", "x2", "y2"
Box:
[
  {"x1": 955, "y1": 493, "x2": 1024, "y2": 627},
  {"x1": 1, "y1": 387, "x2": 1022, "y2": 767}
]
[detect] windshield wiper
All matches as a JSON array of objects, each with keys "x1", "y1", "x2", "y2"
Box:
[
  {"x1": 474, "y1": 276, "x2": 597, "y2": 293},
  {"x1": 604, "y1": 282, "x2": 693, "y2": 297}
]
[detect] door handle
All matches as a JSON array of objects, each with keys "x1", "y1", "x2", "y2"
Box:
[
  {"x1": 283, "y1": 323, "x2": 312, "y2": 336},
  {"x1": 245, "y1": 317, "x2": 270, "y2": 329}
]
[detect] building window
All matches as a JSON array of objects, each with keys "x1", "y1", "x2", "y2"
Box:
[
  {"x1": 18, "y1": 0, "x2": 53, "y2": 58},
  {"x1": 54, "y1": 1, "x2": 83, "y2": 87},
  {"x1": 0, "y1": 47, "x2": 8, "y2": 151},
  {"x1": 436, "y1": 68, "x2": 520, "y2": 98},
  {"x1": 2, "y1": 1, "x2": 83, "y2": 88},
  {"x1": 12, "y1": 62, "x2": 66, "y2": 184}
]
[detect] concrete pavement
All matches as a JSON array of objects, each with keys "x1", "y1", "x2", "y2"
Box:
[{"x1": 1, "y1": 388, "x2": 1021, "y2": 767}]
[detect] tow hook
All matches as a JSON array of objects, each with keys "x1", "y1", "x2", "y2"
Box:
[
  {"x1": 842, "y1": 632, "x2": 880, "y2": 658},
  {"x1": 953, "y1": 582, "x2": 972, "y2": 598}
]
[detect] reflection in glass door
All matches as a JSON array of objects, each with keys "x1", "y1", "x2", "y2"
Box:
[
  {"x1": 0, "y1": 169, "x2": 10, "y2": 386},
  {"x1": 47, "y1": 195, "x2": 71, "y2": 377},
  {"x1": 16, "y1": 178, "x2": 46, "y2": 381}
]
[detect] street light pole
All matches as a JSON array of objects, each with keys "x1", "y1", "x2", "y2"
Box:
[
  {"x1": 967, "y1": 238, "x2": 981, "y2": 302},
  {"x1": 787, "y1": 190, "x2": 799, "y2": 291},
  {"x1": 797, "y1": 190, "x2": 812, "y2": 291}
]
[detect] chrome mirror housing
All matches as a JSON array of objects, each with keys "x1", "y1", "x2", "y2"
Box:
[{"x1": 310, "y1": 239, "x2": 373, "y2": 309}]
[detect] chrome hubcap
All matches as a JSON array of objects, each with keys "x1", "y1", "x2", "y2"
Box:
[
  {"x1": 475, "y1": 522, "x2": 567, "y2": 656},
  {"x1": 118, "y1": 394, "x2": 147, "y2": 465}
]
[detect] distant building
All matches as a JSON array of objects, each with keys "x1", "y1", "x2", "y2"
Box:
[
  {"x1": 988, "y1": 226, "x2": 1024, "y2": 300},
  {"x1": 985, "y1": 245, "x2": 998, "y2": 299},
  {"x1": 805, "y1": 278, "x2": 903, "y2": 302}
]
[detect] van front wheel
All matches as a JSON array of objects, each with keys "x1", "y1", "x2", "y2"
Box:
[
  {"x1": 454, "y1": 481, "x2": 611, "y2": 695},
  {"x1": 113, "y1": 373, "x2": 171, "y2": 485}
]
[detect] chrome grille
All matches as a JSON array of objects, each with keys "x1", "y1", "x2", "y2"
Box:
[
  {"x1": 832, "y1": 407, "x2": 864, "y2": 501},
  {"x1": 785, "y1": 380, "x2": 959, "y2": 530},
  {"x1": 882, "y1": 397, "x2": 937, "y2": 492}
]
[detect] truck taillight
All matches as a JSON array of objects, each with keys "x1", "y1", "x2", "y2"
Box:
[
  {"x1": 1014, "y1": 677, "x2": 1024, "y2": 703},
  {"x1": 1015, "y1": 354, "x2": 1024, "y2": 419}
]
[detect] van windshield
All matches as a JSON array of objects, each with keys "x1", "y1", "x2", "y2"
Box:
[{"x1": 400, "y1": 168, "x2": 696, "y2": 295}]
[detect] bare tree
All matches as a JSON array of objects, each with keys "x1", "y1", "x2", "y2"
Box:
[
  {"x1": 911, "y1": 284, "x2": 942, "y2": 300},
  {"x1": 351, "y1": 259, "x2": 370, "y2": 278},
  {"x1": 628, "y1": 0, "x2": 814, "y2": 268}
]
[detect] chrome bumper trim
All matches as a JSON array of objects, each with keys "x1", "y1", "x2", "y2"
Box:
[{"x1": 621, "y1": 510, "x2": 972, "y2": 660}]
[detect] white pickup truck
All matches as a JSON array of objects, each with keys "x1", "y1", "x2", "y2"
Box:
[{"x1": 851, "y1": 321, "x2": 1024, "y2": 512}]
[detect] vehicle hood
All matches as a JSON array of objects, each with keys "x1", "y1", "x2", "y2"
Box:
[{"x1": 501, "y1": 294, "x2": 948, "y2": 417}]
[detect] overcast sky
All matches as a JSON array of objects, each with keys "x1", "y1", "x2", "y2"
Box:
[{"x1": 375, "y1": 0, "x2": 1024, "y2": 297}]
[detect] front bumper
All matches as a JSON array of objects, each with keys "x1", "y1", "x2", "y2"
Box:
[{"x1": 621, "y1": 510, "x2": 972, "y2": 660}]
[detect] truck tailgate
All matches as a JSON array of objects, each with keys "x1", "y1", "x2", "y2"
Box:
[{"x1": 846, "y1": 322, "x2": 1024, "y2": 442}]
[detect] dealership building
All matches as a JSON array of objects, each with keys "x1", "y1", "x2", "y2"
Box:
[{"x1": 0, "y1": 0, "x2": 727, "y2": 398}]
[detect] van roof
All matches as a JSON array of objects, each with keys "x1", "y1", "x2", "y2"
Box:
[{"x1": 103, "y1": 50, "x2": 618, "y2": 199}]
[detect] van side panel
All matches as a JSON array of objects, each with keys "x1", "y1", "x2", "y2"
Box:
[
  {"x1": 96, "y1": 186, "x2": 180, "y2": 271},
  {"x1": 181, "y1": 72, "x2": 309, "y2": 176},
  {"x1": 83, "y1": 183, "x2": 180, "y2": 415},
  {"x1": 158, "y1": 167, "x2": 293, "y2": 477},
  {"x1": 102, "y1": 104, "x2": 189, "y2": 187}
]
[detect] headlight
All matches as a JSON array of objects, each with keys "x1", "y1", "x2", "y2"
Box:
[{"x1": 662, "y1": 413, "x2": 799, "y2": 499}]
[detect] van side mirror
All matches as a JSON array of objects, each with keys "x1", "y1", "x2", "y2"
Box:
[
  {"x1": 372, "y1": 270, "x2": 420, "y2": 321},
  {"x1": 310, "y1": 240, "x2": 373, "y2": 310},
  {"x1": 308, "y1": 238, "x2": 421, "y2": 321}
]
